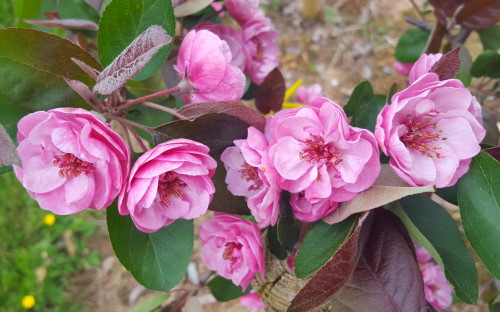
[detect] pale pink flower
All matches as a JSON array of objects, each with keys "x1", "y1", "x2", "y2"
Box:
[
  {"x1": 14, "y1": 108, "x2": 129, "y2": 215},
  {"x1": 409, "y1": 53, "x2": 443, "y2": 84},
  {"x1": 240, "y1": 290, "x2": 266, "y2": 310},
  {"x1": 200, "y1": 213, "x2": 265, "y2": 289},
  {"x1": 290, "y1": 194, "x2": 339, "y2": 223},
  {"x1": 393, "y1": 61, "x2": 414, "y2": 77},
  {"x1": 421, "y1": 262, "x2": 453, "y2": 311},
  {"x1": 118, "y1": 139, "x2": 216, "y2": 233},
  {"x1": 220, "y1": 127, "x2": 280, "y2": 228},
  {"x1": 375, "y1": 73, "x2": 485, "y2": 187},
  {"x1": 416, "y1": 247, "x2": 432, "y2": 264},
  {"x1": 266, "y1": 97, "x2": 380, "y2": 203},
  {"x1": 225, "y1": 0, "x2": 260, "y2": 25},
  {"x1": 295, "y1": 84, "x2": 323, "y2": 105},
  {"x1": 174, "y1": 29, "x2": 245, "y2": 104}
]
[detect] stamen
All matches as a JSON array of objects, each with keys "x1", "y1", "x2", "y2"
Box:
[
  {"x1": 52, "y1": 153, "x2": 95, "y2": 179},
  {"x1": 239, "y1": 163, "x2": 263, "y2": 191},
  {"x1": 401, "y1": 114, "x2": 447, "y2": 158},
  {"x1": 222, "y1": 241, "x2": 243, "y2": 264},
  {"x1": 300, "y1": 134, "x2": 343, "y2": 168},
  {"x1": 157, "y1": 172, "x2": 187, "y2": 207}
]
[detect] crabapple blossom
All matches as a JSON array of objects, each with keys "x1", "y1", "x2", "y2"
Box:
[
  {"x1": 266, "y1": 97, "x2": 380, "y2": 204},
  {"x1": 375, "y1": 73, "x2": 485, "y2": 187},
  {"x1": 290, "y1": 194, "x2": 339, "y2": 222},
  {"x1": 409, "y1": 53, "x2": 443, "y2": 84},
  {"x1": 200, "y1": 213, "x2": 265, "y2": 289},
  {"x1": 295, "y1": 83, "x2": 324, "y2": 105},
  {"x1": 420, "y1": 262, "x2": 453, "y2": 311},
  {"x1": 118, "y1": 139, "x2": 216, "y2": 233},
  {"x1": 393, "y1": 61, "x2": 414, "y2": 76},
  {"x1": 225, "y1": 0, "x2": 260, "y2": 25},
  {"x1": 14, "y1": 108, "x2": 129, "y2": 215},
  {"x1": 221, "y1": 127, "x2": 280, "y2": 228},
  {"x1": 240, "y1": 291, "x2": 266, "y2": 310},
  {"x1": 174, "y1": 29, "x2": 245, "y2": 104}
]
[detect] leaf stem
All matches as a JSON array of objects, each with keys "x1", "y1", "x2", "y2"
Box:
[
  {"x1": 141, "y1": 101, "x2": 188, "y2": 120},
  {"x1": 126, "y1": 124, "x2": 149, "y2": 153},
  {"x1": 103, "y1": 112, "x2": 155, "y2": 132},
  {"x1": 119, "y1": 121, "x2": 133, "y2": 152},
  {"x1": 121, "y1": 86, "x2": 181, "y2": 110}
]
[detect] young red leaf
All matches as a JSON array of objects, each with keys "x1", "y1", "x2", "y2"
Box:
[
  {"x1": 429, "y1": 0, "x2": 500, "y2": 30},
  {"x1": 255, "y1": 68, "x2": 285, "y2": 114},
  {"x1": 322, "y1": 165, "x2": 434, "y2": 224},
  {"x1": 71, "y1": 58, "x2": 100, "y2": 79},
  {"x1": 0, "y1": 125, "x2": 20, "y2": 167},
  {"x1": 429, "y1": 47, "x2": 461, "y2": 80},
  {"x1": 93, "y1": 25, "x2": 172, "y2": 95},
  {"x1": 24, "y1": 19, "x2": 99, "y2": 30},
  {"x1": 64, "y1": 78, "x2": 98, "y2": 107}
]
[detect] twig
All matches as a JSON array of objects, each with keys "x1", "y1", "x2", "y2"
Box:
[
  {"x1": 103, "y1": 112, "x2": 155, "y2": 133},
  {"x1": 126, "y1": 124, "x2": 149, "y2": 153},
  {"x1": 121, "y1": 86, "x2": 181, "y2": 110},
  {"x1": 141, "y1": 101, "x2": 188, "y2": 120},
  {"x1": 409, "y1": 0, "x2": 427, "y2": 21},
  {"x1": 405, "y1": 16, "x2": 432, "y2": 32},
  {"x1": 119, "y1": 121, "x2": 133, "y2": 152}
]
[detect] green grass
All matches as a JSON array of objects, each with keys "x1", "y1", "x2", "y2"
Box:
[{"x1": 0, "y1": 172, "x2": 101, "y2": 312}]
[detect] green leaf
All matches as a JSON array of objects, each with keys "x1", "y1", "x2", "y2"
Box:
[
  {"x1": 458, "y1": 151, "x2": 500, "y2": 279},
  {"x1": 107, "y1": 204, "x2": 194, "y2": 291},
  {"x1": 470, "y1": 50, "x2": 500, "y2": 78},
  {"x1": 267, "y1": 226, "x2": 288, "y2": 260},
  {"x1": 208, "y1": 276, "x2": 251, "y2": 301},
  {"x1": 98, "y1": 0, "x2": 175, "y2": 81},
  {"x1": 477, "y1": 25, "x2": 500, "y2": 51},
  {"x1": 455, "y1": 44, "x2": 473, "y2": 86},
  {"x1": 129, "y1": 293, "x2": 170, "y2": 312},
  {"x1": 491, "y1": 295, "x2": 500, "y2": 312},
  {"x1": 14, "y1": 0, "x2": 43, "y2": 27},
  {"x1": 393, "y1": 194, "x2": 478, "y2": 303},
  {"x1": 343, "y1": 81, "x2": 386, "y2": 132},
  {"x1": 0, "y1": 28, "x2": 101, "y2": 113},
  {"x1": 395, "y1": 29, "x2": 430, "y2": 63},
  {"x1": 295, "y1": 217, "x2": 356, "y2": 278},
  {"x1": 436, "y1": 184, "x2": 458, "y2": 205}
]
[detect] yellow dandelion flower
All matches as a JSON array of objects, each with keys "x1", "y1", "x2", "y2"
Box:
[
  {"x1": 43, "y1": 213, "x2": 56, "y2": 226},
  {"x1": 21, "y1": 295, "x2": 35, "y2": 309}
]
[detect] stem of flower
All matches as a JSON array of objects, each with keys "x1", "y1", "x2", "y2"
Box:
[
  {"x1": 121, "y1": 86, "x2": 181, "y2": 110},
  {"x1": 126, "y1": 124, "x2": 149, "y2": 153},
  {"x1": 141, "y1": 101, "x2": 189, "y2": 120},
  {"x1": 119, "y1": 121, "x2": 133, "y2": 152}
]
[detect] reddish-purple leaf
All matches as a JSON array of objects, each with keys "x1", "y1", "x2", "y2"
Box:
[
  {"x1": 177, "y1": 102, "x2": 266, "y2": 132},
  {"x1": 0, "y1": 125, "x2": 20, "y2": 167},
  {"x1": 71, "y1": 58, "x2": 99, "y2": 79},
  {"x1": 328, "y1": 209, "x2": 427, "y2": 312},
  {"x1": 429, "y1": 0, "x2": 500, "y2": 30},
  {"x1": 429, "y1": 47, "x2": 461, "y2": 80},
  {"x1": 24, "y1": 18, "x2": 99, "y2": 30},
  {"x1": 93, "y1": 25, "x2": 172, "y2": 95},
  {"x1": 288, "y1": 212, "x2": 373, "y2": 312},
  {"x1": 64, "y1": 78, "x2": 98, "y2": 107},
  {"x1": 255, "y1": 68, "x2": 285, "y2": 114},
  {"x1": 484, "y1": 147, "x2": 500, "y2": 162}
]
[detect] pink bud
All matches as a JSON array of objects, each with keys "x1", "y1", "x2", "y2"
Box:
[
  {"x1": 393, "y1": 61, "x2": 414, "y2": 77},
  {"x1": 240, "y1": 290, "x2": 266, "y2": 310},
  {"x1": 421, "y1": 262, "x2": 453, "y2": 311},
  {"x1": 295, "y1": 84, "x2": 324, "y2": 105},
  {"x1": 408, "y1": 53, "x2": 443, "y2": 84}
]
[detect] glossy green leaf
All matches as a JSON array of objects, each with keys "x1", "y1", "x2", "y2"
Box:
[
  {"x1": 458, "y1": 151, "x2": 500, "y2": 279},
  {"x1": 343, "y1": 81, "x2": 385, "y2": 132},
  {"x1": 98, "y1": 0, "x2": 175, "y2": 81},
  {"x1": 470, "y1": 50, "x2": 500, "y2": 78},
  {"x1": 295, "y1": 217, "x2": 356, "y2": 278},
  {"x1": 477, "y1": 25, "x2": 500, "y2": 51},
  {"x1": 208, "y1": 276, "x2": 251, "y2": 301},
  {"x1": 436, "y1": 184, "x2": 458, "y2": 205},
  {"x1": 267, "y1": 225, "x2": 288, "y2": 260},
  {"x1": 107, "y1": 204, "x2": 194, "y2": 291},
  {"x1": 129, "y1": 293, "x2": 170, "y2": 312},
  {"x1": 395, "y1": 29, "x2": 429, "y2": 63},
  {"x1": 393, "y1": 194, "x2": 478, "y2": 303},
  {"x1": 0, "y1": 28, "x2": 101, "y2": 113}
]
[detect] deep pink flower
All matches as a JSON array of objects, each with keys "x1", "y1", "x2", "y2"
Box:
[
  {"x1": 290, "y1": 194, "x2": 339, "y2": 222},
  {"x1": 14, "y1": 108, "x2": 129, "y2": 215},
  {"x1": 174, "y1": 29, "x2": 245, "y2": 104},
  {"x1": 421, "y1": 262, "x2": 453, "y2": 311},
  {"x1": 221, "y1": 127, "x2": 280, "y2": 228},
  {"x1": 416, "y1": 246, "x2": 432, "y2": 264},
  {"x1": 118, "y1": 139, "x2": 216, "y2": 233},
  {"x1": 409, "y1": 53, "x2": 443, "y2": 84},
  {"x1": 266, "y1": 97, "x2": 380, "y2": 204},
  {"x1": 393, "y1": 61, "x2": 414, "y2": 77},
  {"x1": 225, "y1": 0, "x2": 260, "y2": 25},
  {"x1": 240, "y1": 290, "x2": 266, "y2": 310},
  {"x1": 295, "y1": 84, "x2": 323, "y2": 105},
  {"x1": 375, "y1": 73, "x2": 485, "y2": 187},
  {"x1": 200, "y1": 213, "x2": 265, "y2": 289}
]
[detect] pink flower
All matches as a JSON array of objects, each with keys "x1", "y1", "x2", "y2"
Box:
[
  {"x1": 416, "y1": 246, "x2": 432, "y2": 264},
  {"x1": 14, "y1": 108, "x2": 129, "y2": 215},
  {"x1": 200, "y1": 213, "x2": 265, "y2": 289},
  {"x1": 421, "y1": 262, "x2": 453, "y2": 311},
  {"x1": 375, "y1": 73, "x2": 485, "y2": 187},
  {"x1": 409, "y1": 53, "x2": 443, "y2": 84},
  {"x1": 241, "y1": 13, "x2": 280, "y2": 85},
  {"x1": 393, "y1": 61, "x2": 414, "y2": 77},
  {"x1": 240, "y1": 290, "x2": 266, "y2": 310},
  {"x1": 290, "y1": 194, "x2": 338, "y2": 222},
  {"x1": 210, "y1": 2, "x2": 225, "y2": 18},
  {"x1": 295, "y1": 84, "x2": 323, "y2": 105},
  {"x1": 266, "y1": 97, "x2": 380, "y2": 204},
  {"x1": 225, "y1": 0, "x2": 260, "y2": 25},
  {"x1": 118, "y1": 139, "x2": 216, "y2": 232},
  {"x1": 220, "y1": 127, "x2": 280, "y2": 228},
  {"x1": 174, "y1": 29, "x2": 245, "y2": 104}
]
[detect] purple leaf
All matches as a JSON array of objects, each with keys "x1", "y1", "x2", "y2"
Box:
[
  {"x1": 64, "y1": 78, "x2": 97, "y2": 107},
  {"x1": 429, "y1": 0, "x2": 500, "y2": 30},
  {"x1": 71, "y1": 58, "x2": 100, "y2": 79},
  {"x1": 429, "y1": 47, "x2": 461, "y2": 80},
  {"x1": 24, "y1": 18, "x2": 99, "y2": 30},
  {"x1": 328, "y1": 209, "x2": 427, "y2": 312},
  {"x1": 93, "y1": 25, "x2": 172, "y2": 95},
  {"x1": 255, "y1": 68, "x2": 285, "y2": 114},
  {"x1": 0, "y1": 125, "x2": 20, "y2": 167}
]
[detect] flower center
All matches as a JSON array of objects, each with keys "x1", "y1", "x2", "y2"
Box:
[
  {"x1": 239, "y1": 163, "x2": 263, "y2": 191},
  {"x1": 52, "y1": 153, "x2": 95, "y2": 179},
  {"x1": 300, "y1": 134, "x2": 343, "y2": 167},
  {"x1": 401, "y1": 114, "x2": 447, "y2": 158},
  {"x1": 254, "y1": 41, "x2": 264, "y2": 61},
  {"x1": 222, "y1": 241, "x2": 243, "y2": 267},
  {"x1": 157, "y1": 172, "x2": 187, "y2": 207}
]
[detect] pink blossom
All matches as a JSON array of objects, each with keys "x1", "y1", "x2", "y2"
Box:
[
  {"x1": 220, "y1": 127, "x2": 280, "y2": 228},
  {"x1": 225, "y1": 0, "x2": 260, "y2": 25},
  {"x1": 174, "y1": 29, "x2": 245, "y2": 104},
  {"x1": 240, "y1": 290, "x2": 266, "y2": 310},
  {"x1": 200, "y1": 213, "x2": 265, "y2": 289},
  {"x1": 14, "y1": 108, "x2": 129, "y2": 215},
  {"x1": 295, "y1": 84, "x2": 324, "y2": 105},
  {"x1": 210, "y1": 2, "x2": 225, "y2": 18},
  {"x1": 393, "y1": 61, "x2": 414, "y2": 77},
  {"x1": 286, "y1": 250, "x2": 297, "y2": 271},
  {"x1": 290, "y1": 194, "x2": 339, "y2": 222},
  {"x1": 266, "y1": 97, "x2": 380, "y2": 204},
  {"x1": 409, "y1": 53, "x2": 443, "y2": 84},
  {"x1": 375, "y1": 73, "x2": 485, "y2": 187},
  {"x1": 118, "y1": 139, "x2": 216, "y2": 233},
  {"x1": 416, "y1": 247, "x2": 432, "y2": 264},
  {"x1": 421, "y1": 262, "x2": 453, "y2": 311}
]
